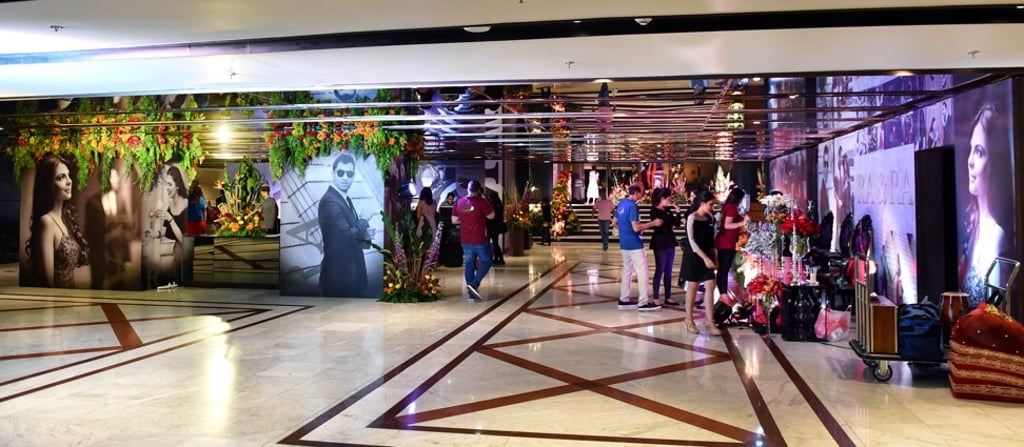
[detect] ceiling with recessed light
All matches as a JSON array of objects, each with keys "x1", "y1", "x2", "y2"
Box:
[{"x1": 1, "y1": 0, "x2": 1023, "y2": 162}]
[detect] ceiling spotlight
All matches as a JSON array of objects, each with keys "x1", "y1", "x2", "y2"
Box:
[
  {"x1": 463, "y1": 25, "x2": 492, "y2": 33},
  {"x1": 634, "y1": 18, "x2": 653, "y2": 26}
]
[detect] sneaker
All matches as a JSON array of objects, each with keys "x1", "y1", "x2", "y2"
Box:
[
  {"x1": 638, "y1": 302, "x2": 662, "y2": 311},
  {"x1": 617, "y1": 300, "x2": 638, "y2": 310},
  {"x1": 664, "y1": 299, "x2": 681, "y2": 306},
  {"x1": 466, "y1": 284, "x2": 483, "y2": 302}
]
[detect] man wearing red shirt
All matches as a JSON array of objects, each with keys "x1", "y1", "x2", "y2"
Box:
[{"x1": 452, "y1": 180, "x2": 495, "y2": 301}]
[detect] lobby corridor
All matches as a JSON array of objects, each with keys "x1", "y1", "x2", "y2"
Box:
[{"x1": 1, "y1": 245, "x2": 1022, "y2": 446}]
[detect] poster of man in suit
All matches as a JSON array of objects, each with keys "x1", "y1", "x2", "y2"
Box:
[{"x1": 279, "y1": 151, "x2": 383, "y2": 297}]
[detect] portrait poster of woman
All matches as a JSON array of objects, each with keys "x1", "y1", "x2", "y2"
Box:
[
  {"x1": 19, "y1": 156, "x2": 91, "y2": 288},
  {"x1": 954, "y1": 81, "x2": 1016, "y2": 306},
  {"x1": 140, "y1": 163, "x2": 188, "y2": 288}
]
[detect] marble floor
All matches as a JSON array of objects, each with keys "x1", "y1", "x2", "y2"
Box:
[{"x1": 0, "y1": 244, "x2": 1022, "y2": 447}]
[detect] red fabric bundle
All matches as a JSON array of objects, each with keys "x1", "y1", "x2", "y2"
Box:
[{"x1": 948, "y1": 303, "x2": 1024, "y2": 403}]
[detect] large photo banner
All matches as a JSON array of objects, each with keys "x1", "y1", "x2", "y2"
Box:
[
  {"x1": 280, "y1": 151, "x2": 384, "y2": 297},
  {"x1": 20, "y1": 156, "x2": 142, "y2": 290},
  {"x1": 853, "y1": 143, "x2": 917, "y2": 304},
  {"x1": 954, "y1": 80, "x2": 1016, "y2": 306}
]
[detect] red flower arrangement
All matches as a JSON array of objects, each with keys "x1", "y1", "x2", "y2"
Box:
[
  {"x1": 746, "y1": 273, "x2": 783, "y2": 298},
  {"x1": 779, "y1": 209, "x2": 820, "y2": 237}
]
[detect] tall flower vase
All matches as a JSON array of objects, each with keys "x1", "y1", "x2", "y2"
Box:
[{"x1": 790, "y1": 236, "x2": 808, "y2": 284}]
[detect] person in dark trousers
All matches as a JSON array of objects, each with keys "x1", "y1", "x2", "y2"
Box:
[
  {"x1": 649, "y1": 188, "x2": 683, "y2": 306},
  {"x1": 540, "y1": 197, "x2": 552, "y2": 245},
  {"x1": 485, "y1": 189, "x2": 506, "y2": 265},
  {"x1": 318, "y1": 153, "x2": 374, "y2": 297}
]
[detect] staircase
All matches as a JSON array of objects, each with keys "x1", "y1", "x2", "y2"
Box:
[{"x1": 546, "y1": 202, "x2": 652, "y2": 244}]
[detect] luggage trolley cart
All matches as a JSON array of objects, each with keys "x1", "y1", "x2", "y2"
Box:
[
  {"x1": 850, "y1": 256, "x2": 1021, "y2": 382},
  {"x1": 982, "y1": 257, "x2": 1020, "y2": 312},
  {"x1": 848, "y1": 255, "x2": 905, "y2": 381}
]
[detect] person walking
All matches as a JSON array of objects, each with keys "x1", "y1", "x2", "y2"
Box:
[
  {"x1": 452, "y1": 180, "x2": 495, "y2": 301},
  {"x1": 615, "y1": 185, "x2": 663, "y2": 311},
  {"x1": 592, "y1": 191, "x2": 615, "y2": 251},
  {"x1": 649, "y1": 188, "x2": 683, "y2": 306},
  {"x1": 681, "y1": 189, "x2": 719, "y2": 334}
]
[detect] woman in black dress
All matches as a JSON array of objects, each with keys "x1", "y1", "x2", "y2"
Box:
[{"x1": 682, "y1": 189, "x2": 719, "y2": 335}]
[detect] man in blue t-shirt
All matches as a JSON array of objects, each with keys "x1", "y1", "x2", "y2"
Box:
[{"x1": 614, "y1": 185, "x2": 663, "y2": 311}]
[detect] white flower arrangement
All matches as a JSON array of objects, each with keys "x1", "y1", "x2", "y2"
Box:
[{"x1": 759, "y1": 193, "x2": 796, "y2": 215}]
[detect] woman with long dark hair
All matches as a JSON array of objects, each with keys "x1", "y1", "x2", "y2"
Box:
[
  {"x1": 486, "y1": 189, "x2": 506, "y2": 266},
  {"x1": 186, "y1": 180, "x2": 207, "y2": 236},
  {"x1": 681, "y1": 189, "x2": 718, "y2": 335},
  {"x1": 25, "y1": 156, "x2": 90, "y2": 287},
  {"x1": 960, "y1": 102, "x2": 1011, "y2": 305},
  {"x1": 715, "y1": 187, "x2": 749, "y2": 300},
  {"x1": 415, "y1": 186, "x2": 437, "y2": 238},
  {"x1": 649, "y1": 188, "x2": 682, "y2": 306}
]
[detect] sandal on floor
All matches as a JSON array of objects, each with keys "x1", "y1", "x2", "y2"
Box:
[{"x1": 686, "y1": 321, "x2": 699, "y2": 334}]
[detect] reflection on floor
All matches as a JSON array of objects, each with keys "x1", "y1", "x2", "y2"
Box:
[{"x1": 0, "y1": 245, "x2": 1022, "y2": 446}]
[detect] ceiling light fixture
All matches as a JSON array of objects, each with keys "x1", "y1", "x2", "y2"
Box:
[
  {"x1": 593, "y1": 78, "x2": 612, "y2": 83},
  {"x1": 463, "y1": 25, "x2": 492, "y2": 33}
]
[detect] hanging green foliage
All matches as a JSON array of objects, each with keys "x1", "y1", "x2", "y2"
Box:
[
  {"x1": 261, "y1": 89, "x2": 415, "y2": 180},
  {"x1": 2, "y1": 95, "x2": 205, "y2": 191}
]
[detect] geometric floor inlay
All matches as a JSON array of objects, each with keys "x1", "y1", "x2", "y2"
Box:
[
  {"x1": 283, "y1": 261, "x2": 837, "y2": 446},
  {"x1": 0, "y1": 292, "x2": 310, "y2": 403}
]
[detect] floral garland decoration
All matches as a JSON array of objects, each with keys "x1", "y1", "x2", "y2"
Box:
[
  {"x1": 3, "y1": 96, "x2": 205, "y2": 192},
  {"x1": 262, "y1": 90, "x2": 411, "y2": 180},
  {"x1": 549, "y1": 170, "x2": 572, "y2": 239}
]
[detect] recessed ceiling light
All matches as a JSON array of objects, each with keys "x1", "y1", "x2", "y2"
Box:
[
  {"x1": 463, "y1": 26, "x2": 492, "y2": 33},
  {"x1": 593, "y1": 78, "x2": 612, "y2": 83},
  {"x1": 573, "y1": 20, "x2": 582, "y2": 23},
  {"x1": 893, "y1": 70, "x2": 914, "y2": 76}
]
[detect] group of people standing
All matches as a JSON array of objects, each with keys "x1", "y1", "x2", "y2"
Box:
[{"x1": 612, "y1": 184, "x2": 749, "y2": 336}]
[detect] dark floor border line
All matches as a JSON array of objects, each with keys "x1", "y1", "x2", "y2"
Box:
[
  {"x1": 366, "y1": 263, "x2": 579, "y2": 429},
  {"x1": 522, "y1": 308, "x2": 726, "y2": 356},
  {"x1": 399, "y1": 424, "x2": 746, "y2": 447},
  {"x1": 0, "y1": 302, "x2": 96, "y2": 313},
  {"x1": 100, "y1": 303, "x2": 143, "y2": 348},
  {"x1": 0, "y1": 306, "x2": 302, "y2": 395},
  {"x1": 278, "y1": 260, "x2": 568, "y2": 446},
  {"x1": 0, "y1": 308, "x2": 264, "y2": 386},
  {"x1": 0, "y1": 346, "x2": 120, "y2": 361},
  {"x1": 762, "y1": 335, "x2": 857, "y2": 447},
  {"x1": 0, "y1": 308, "x2": 254, "y2": 333},
  {"x1": 0, "y1": 291, "x2": 312, "y2": 309},
  {"x1": 720, "y1": 328, "x2": 786, "y2": 447}
]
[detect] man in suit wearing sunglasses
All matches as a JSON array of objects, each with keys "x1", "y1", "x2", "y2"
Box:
[{"x1": 319, "y1": 153, "x2": 374, "y2": 297}]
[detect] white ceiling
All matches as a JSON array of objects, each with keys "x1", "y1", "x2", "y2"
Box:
[{"x1": 2, "y1": 0, "x2": 1023, "y2": 99}]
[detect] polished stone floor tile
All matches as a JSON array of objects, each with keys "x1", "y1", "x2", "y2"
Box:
[{"x1": 0, "y1": 244, "x2": 1020, "y2": 446}]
